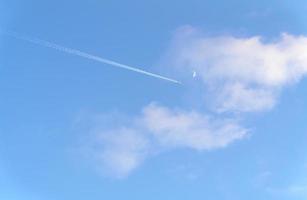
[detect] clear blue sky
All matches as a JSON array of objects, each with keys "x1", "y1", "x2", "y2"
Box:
[{"x1": 1, "y1": 0, "x2": 307, "y2": 200}]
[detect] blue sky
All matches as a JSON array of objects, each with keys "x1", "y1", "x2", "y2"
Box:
[{"x1": 1, "y1": 0, "x2": 307, "y2": 199}]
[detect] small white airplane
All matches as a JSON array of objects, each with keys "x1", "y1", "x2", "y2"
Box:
[{"x1": 192, "y1": 71, "x2": 197, "y2": 78}]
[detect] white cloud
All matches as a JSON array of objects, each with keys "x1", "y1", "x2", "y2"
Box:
[
  {"x1": 164, "y1": 26, "x2": 307, "y2": 112},
  {"x1": 142, "y1": 103, "x2": 247, "y2": 150},
  {"x1": 94, "y1": 128, "x2": 150, "y2": 178},
  {"x1": 88, "y1": 103, "x2": 247, "y2": 177},
  {"x1": 84, "y1": 26, "x2": 307, "y2": 177},
  {"x1": 216, "y1": 82, "x2": 276, "y2": 112}
]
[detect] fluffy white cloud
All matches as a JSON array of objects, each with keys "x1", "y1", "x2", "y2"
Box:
[
  {"x1": 164, "y1": 26, "x2": 307, "y2": 112},
  {"x1": 86, "y1": 26, "x2": 307, "y2": 177},
  {"x1": 90, "y1": 103, "x2": 247, "y2": 177},
  {"x1": 216, "y1": 82, "x2": 276, "y2": 112},
  {"x1": 142, "y1": 103, "x2": 246, "y2": 150}
]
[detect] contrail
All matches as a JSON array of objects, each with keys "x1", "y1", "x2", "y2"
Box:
[{"x1": 2, "y1": 30, "x2": 181, "y2": 84}]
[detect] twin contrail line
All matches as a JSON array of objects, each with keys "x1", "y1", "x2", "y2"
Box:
[{"x1": 2, "y1": 30, "x2": 181, "y2": 84}]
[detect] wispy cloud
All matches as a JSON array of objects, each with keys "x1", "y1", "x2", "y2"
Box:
[
  {"x1": 141, "y1": 103, "x2": 247, "y2": 150},
  {"x1": 95, "y1": 128, "x2": 150, "y2": 178},
  {"x1": 163, "y1": 26, "x2": 307, "y2": 112},
  {"x1": 81, "y1": 26, "x2": 307, "y2": 177},
  {"x1": 85, "y1": 103, "x2": 247, "y2": 177}
]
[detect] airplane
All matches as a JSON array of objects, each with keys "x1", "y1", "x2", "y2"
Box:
[{"x1": 193, "y1": 71, "x2": 197, "y2": 78}]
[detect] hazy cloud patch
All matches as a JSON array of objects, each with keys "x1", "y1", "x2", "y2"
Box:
[
  {"x1": 83, "y1": 26, "x2": 307, "y2": 177},
  {"x1": 163, "y1": 26, "x2": 307, "y2": 113},
  {"x1": 86, "y1": 103, "x2": 247, "y2": 177}
]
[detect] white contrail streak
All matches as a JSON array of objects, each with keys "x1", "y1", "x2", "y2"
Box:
[{"x1": 3, "y1": 30, "x2": 181, "y2": 84}]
